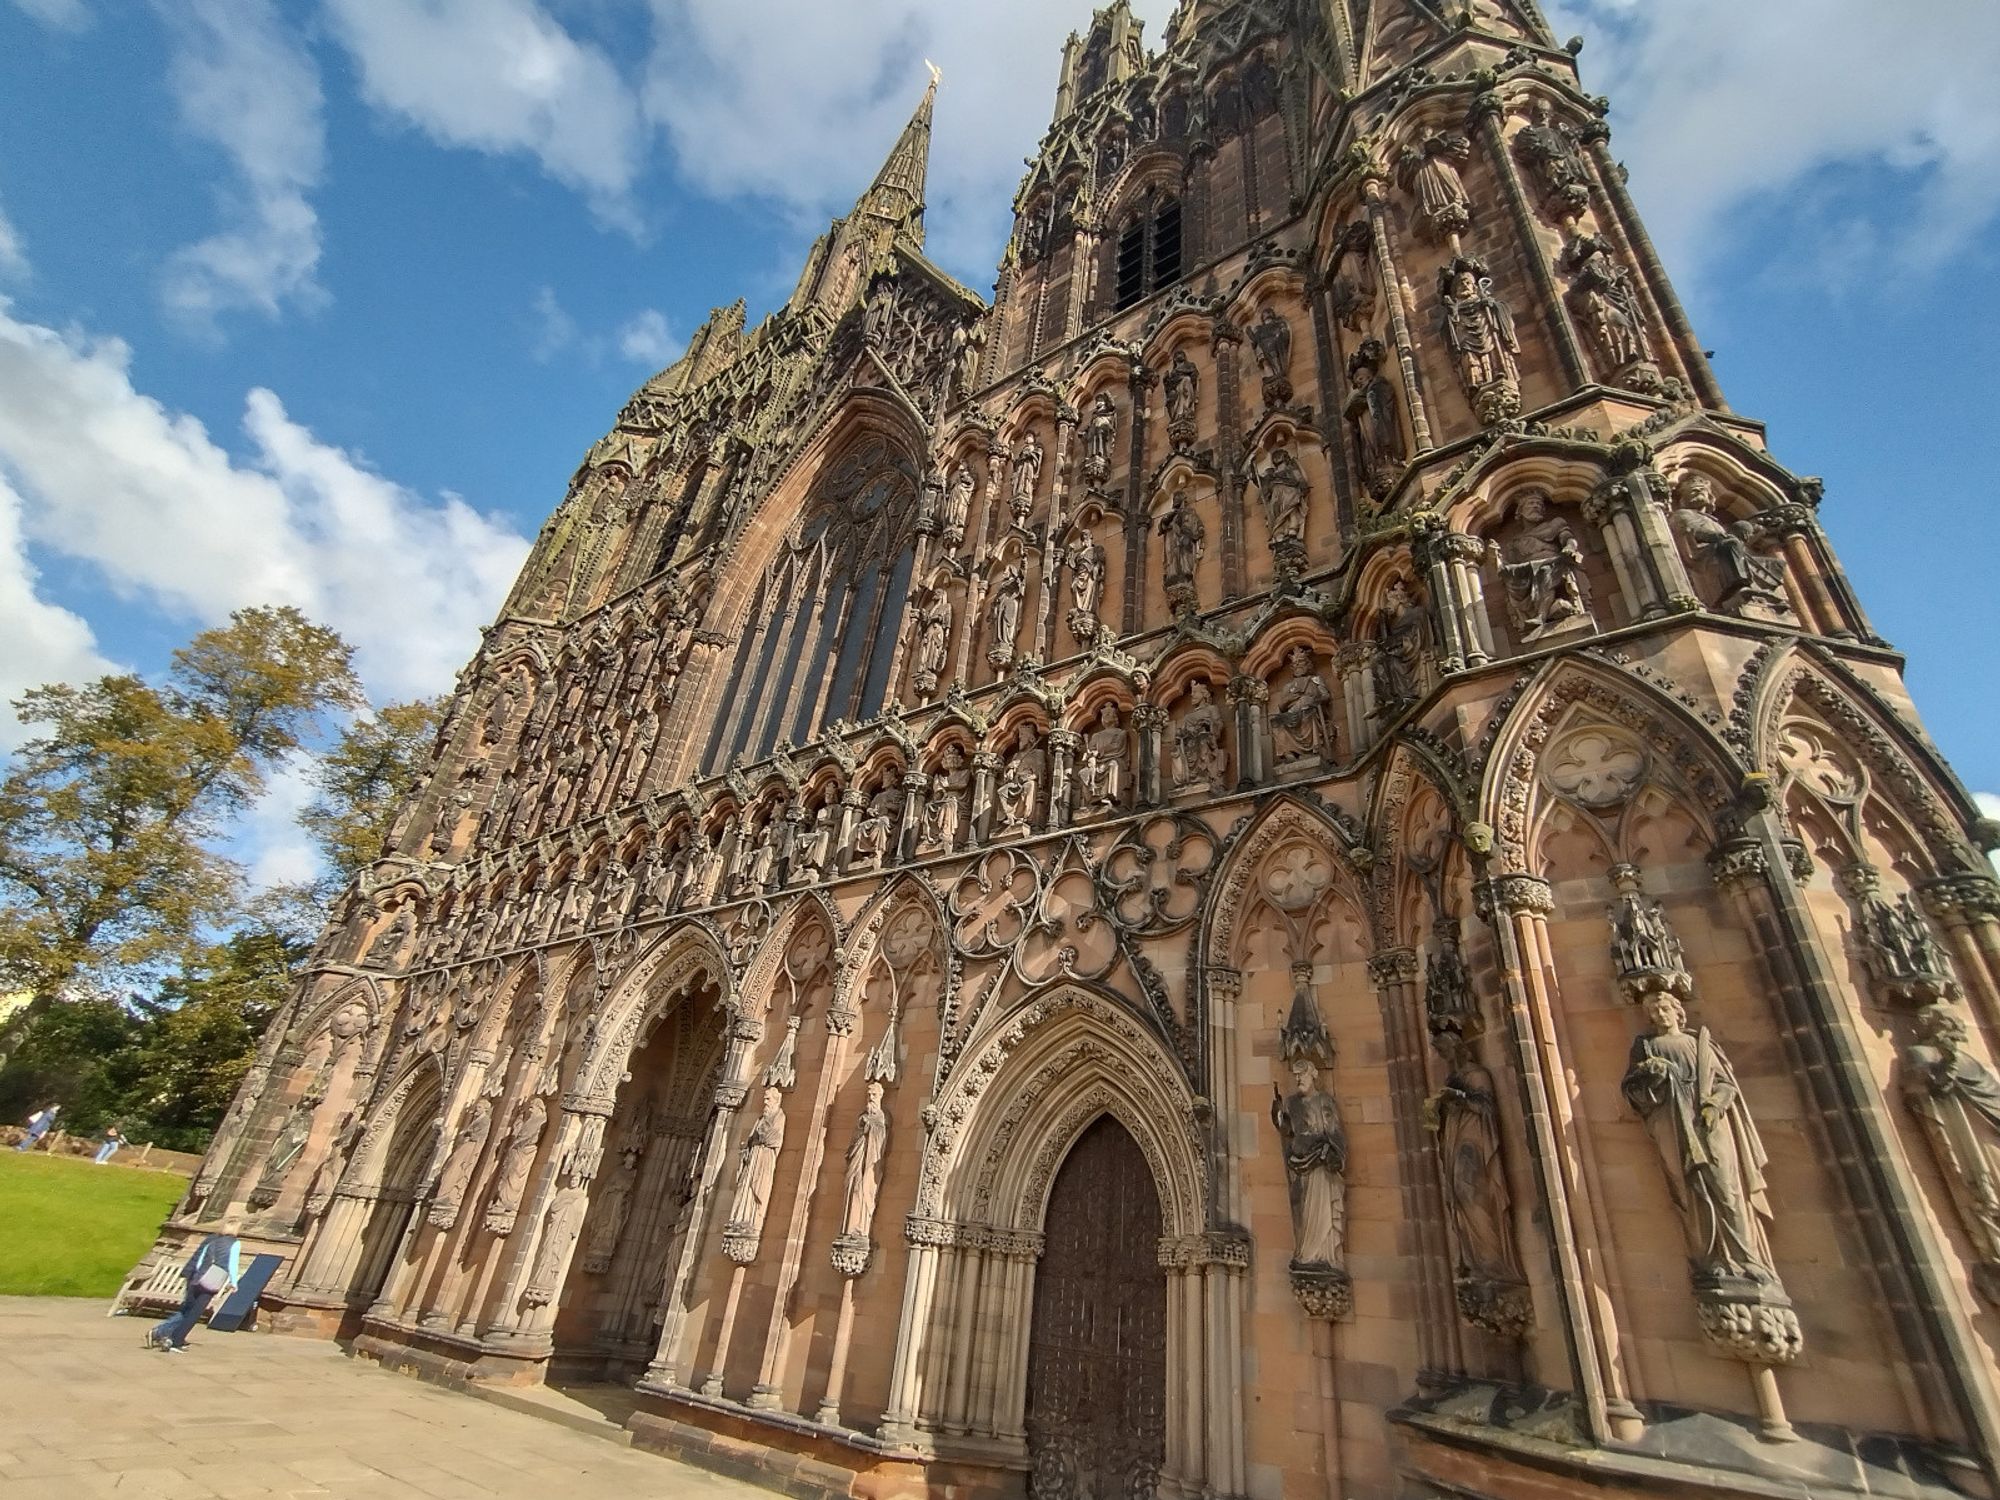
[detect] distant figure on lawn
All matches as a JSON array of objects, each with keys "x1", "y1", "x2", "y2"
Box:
[
  {"x1": 146, "y1": 1222, "x2": 242, "y2": 1352},
  {"x1": 13, "y1": 1104, "x2": 59, "y2": 1151},
  {"x1": 94, "y1": 1125, "x2": 126, "y2": 1165}
]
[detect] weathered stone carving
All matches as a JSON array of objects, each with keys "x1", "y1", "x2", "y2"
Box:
[
  {"x1": 522, "y1": 1184, "x2": 589, "y2": 1307},
  {"x1": 722, "y1": 1086, "x2": 787, "y2": 1264},
  {"x1": 832, "y1": 1080, "x2": 889, "y2": 1276},
  {"x1": 1670, "y1": 474, "x2": 1792, "y2": 620},
  {"x1": 1254, "y1": 440, "x2": 1310, "y2": 576},
  {"x1": 250, "y1": 1099, "x2": 316, "y2": 1209},
  {"x1": 1345, "y1": 339, "x2": 1406, "y2": 501},
  {"x1": 1437, "y1": 257, "x2": 1522, "y2": 424},
  {"x1": 580, "y1": 1135, "x2": 643, "y2": 1275},
  {"x1": 1082, "y1": 392, "x2": 1118, "y2": 482},
  {"x1": 1065, "y1": 529, "x2": 1107, "y2": 645},
  {"x1": 942, "y1": 462, "x2": 975, "y2": 547},
  {"x1": 1902, "y1": 1004, "x2": 2000, "y2": 1305},
  {"x1": 1163, "y1": 348, "x2": 1200, "y2": 450},
  {"x1": 987, "y1": 561, "x2": 1026, "y2": 667},
  {"x1": 1373, "y1": 578, "x2": 1428, "y2": 711},
  {"x1": 426, "y1": 1097, "x2": 493, "y2": 1230},
  {"x1": 995, "y1": 724, "x2": 1047, "y2": 837},
  {"x1": 1515, "y1": 97, "x2": 1593, "y2": 222},
  {"x1": 1560, "y1": 234, "x2": 1660, "y2": 391},
  {"x1": 1490, "y1": 491, "x2": 1593, "y2": 641},
  {"x1": 1172, "y1": 680, "x2": 1228, "y2": 793},
  {"x1": 851, "y1": 779, "x2": 906, "y2": 870},
  {"x1": 1248, "y1": 307, "x2": 1294, "y2": 406},
  {"x1": 1326, "y1": 220, "x2": 1378, "y2": 332},
  {"x1": 1159, "y1": 478, "x2": 1205, "y2": 613},
  {"x1": 1612, "y1": 868, "x2": 1801, "y2": 1368},
  {"x1": 1273, "y1": 968, "x2": 1349, "y2": 1318},
  {"x1": 1399, "y1": 130, "x2": 1473, "y2": 243},
  {"x1": 1011, "y1": 432, "x2": 1044, "y2": 518},
  {"x1": 483, "y1": 1094, "x2": 547, "y2": 1236},
  {"x1": 921, "y1": 745, "x2": 972, "y2": 851},
  {"x1": 913, "y1": 586, "x2": 952, "y2": 696},
  {"x1": 1075, "y1": 704, "x2": 1129, "y2": 817},
  {"x1": 1269, "y1": 646, "x2": 1335, "y2": 769}
]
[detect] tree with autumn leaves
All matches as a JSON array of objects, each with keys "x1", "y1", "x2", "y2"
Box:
[{"x1": 0, "y1": 606, "x2": 441, "y2": 1147}]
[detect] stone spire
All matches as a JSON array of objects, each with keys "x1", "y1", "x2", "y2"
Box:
[{"x1": 852, "y1": 74, "x2": 936, "y2": 254}]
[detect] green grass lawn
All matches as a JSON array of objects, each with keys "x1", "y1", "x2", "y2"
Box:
[{"x1": 0, "y1": 1151, "x2": 187, "y2": 1297}]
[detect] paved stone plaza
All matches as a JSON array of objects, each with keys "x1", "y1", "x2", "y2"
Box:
[{"x1": 0, "y1": 1298, "x2": 767, "y2": 1499}]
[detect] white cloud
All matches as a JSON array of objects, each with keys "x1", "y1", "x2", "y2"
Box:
[
  {"x1": 0, "y1": 304, "x2": 530, "y2": 707},
  {"x1": 642, "y1": 0, "x2": 1177, "y2": 282},
  {"x1": 530, "y1": 285, "x2": 579, "y2": 362},
  {"x1": 1547, "y1": 0, "x2": 2000, "y2": 280},
  {"x1": 155, "y1": 0, "x2": 327, "y2": 327},
  {"x1": 237, "y1": 751, "x2": 323, "y2": 894},
  {"x1": 0, "y1": 200, "x2": 27, "y2": 281},
  {"x1": 321, "y1": 0, "x2": 647, "y2": 224},
  {"x1": 617, "y1": 308, "x2": 678, "y2": 366},
  {"x1": 7, "y1": 0, "x2": 90, "y2": 30},
  {"x1": 0, "y1": 476, "x2": 115, "y2": 752}
]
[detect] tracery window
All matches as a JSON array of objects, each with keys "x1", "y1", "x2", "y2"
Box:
[
  {"x1": 1115, "y1": 189, "x2": 1184, "y2": 311},
  {"x1": 701, "y1": 439, "x2": 921, "y2": 773}
]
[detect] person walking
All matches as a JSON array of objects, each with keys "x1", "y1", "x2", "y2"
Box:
[
  {"x1": 146, "y1": 1222, "x2": 241, "y2": 1351},
  {"x1": 93, "y1": 1124, "x2": 125, "y2": 1164},
  {"x1": 13, "y1": 1103, "x2": 59, "y2": 1151}
]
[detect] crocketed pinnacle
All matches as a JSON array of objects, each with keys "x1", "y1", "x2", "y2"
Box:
[{"x1": 853, "y1": 75, "x2": 936, "y2": 252}]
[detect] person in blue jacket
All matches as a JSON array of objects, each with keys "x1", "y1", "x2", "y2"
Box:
[{"x1": 146, "y1": 1219, "x2": 242, "y2": 1351}]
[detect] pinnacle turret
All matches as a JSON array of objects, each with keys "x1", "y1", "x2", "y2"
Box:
[{"x1": 852, "y1": 75, "x2": 936, "y2": 252}]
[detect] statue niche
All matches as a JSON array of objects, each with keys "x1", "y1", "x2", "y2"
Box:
[
  {"x1": 1670, "y1": 474, "x2": 1793, "y2": 621},
  {"x1": 1488, "y1": 490, "x2": 1595, "y2": 643}
]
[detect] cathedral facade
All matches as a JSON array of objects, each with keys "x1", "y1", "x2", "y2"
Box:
[{"x1": 131, "y1": 3, "x2": 2000, "y2": 1498}]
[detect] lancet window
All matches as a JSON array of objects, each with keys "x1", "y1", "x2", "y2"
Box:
[
  {"x1": 702, "y1": 438, "x2": 921, "y2": 772},
  {"x1": 1115, "y1": 188, "x2": 1184, "y2": 311}
]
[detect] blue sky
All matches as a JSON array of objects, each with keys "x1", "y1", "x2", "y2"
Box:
[{"x1": 0, "y1": 0, "x2": 1996, "y2": 888}]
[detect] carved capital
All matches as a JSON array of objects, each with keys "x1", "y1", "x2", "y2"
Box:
[
  {"x1": 1921, "y1": 872, "x2": 2000, "y2": 924},
  {"x1": 1367, "y1": 948, "x2": 1420, "y2": 987},
  {"x1": 1478, "y1": 874, "x2": 1553, "y2": 917},
  {"x1": 1706, "y1": 837, "x2": 1771, "y2": 894}
]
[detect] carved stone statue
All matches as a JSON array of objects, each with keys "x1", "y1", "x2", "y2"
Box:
[
  {"x1": 1083, "y1": 392, "x2": 1119, "y2": 481},
  {"x1": 995, "y1": 725, "x2": 1045, "y2": 836},
  {"x1": 1164, "y1": 348, "x2": 1200, "y2": 447},
  {"x1": 1256, "y1": 442, "x2": 1310, "y2": 566},
  {"x1": 1492, "y1": 491, "x2": 1592, "y2": 640},
  {"x1": 988, "y1": 562, "x2": 1026, "y2": 663},
  {"x1": 1561, "y1": 234, "x2": 1657, "y2": 387},
  {"x1": 1399, "y1": 129, "x2": 1473, "y2": 243},
  {"x1": 914, "y1": 587, "x2": 952, "y2": 695},
  {"x1": 1903, "y1": 1004, "x2": 2000, "y2": 1304},
  {"x1": 1429, "y1": 1032, "x2": 1530, "y2": 1335},
  {"x1": 1249, "y1": 307, "x2": 1294, "y2": 405},
  {"x1": 1374, "y1": 579, "x2": 1427, "y2": 709},
  {"x1": 1671, "y1": 474, "x2": 1790, "y2": 617},
  {"x1": 724, "y1": 1087, "x2": 787, "y2": 1256},
  {"x1": 1515, "y1": 96, "x2": 1593, "y2": 221},
  {"x1": 427, "y1": 1097, "x2": 493, "y2": 1229},
  {"x1": 923, "y1": 746, "x2": 972, "y2": 849},
  {"x1": 1159, "y1": 479, "x2": 1205, "y2": 609},
  {"x1": 1174, "y1": 680, "x2": 1228, "y2": 791},
  {"x1": 1076, "y1": 704, "x2": 1128, "y2": 817},
  {"x1": 744, "y1": 818, "x2": 781, "y2": 895},
  {"x1": 1621, "y1": 992, "x2": 1789, "y2": 1295},
  {"x1": 522, "y1": 1184, "x2": 590, "y2": 1306},
  {"x1": 839, "y1": 1080, "x2": 889, "y2": 1240},
  {"x1": 362, "y1": 908, "x2": 415, "y2": 970},
  {"x1": 1011, "y1": 432, "x2": 1044, "y2": 515},
  {"x1": 851, "y1": 781, "x2": 904, "y2": 869},
  {"x1": 1437, "y1": 258, "x2": 1522, "y2": 424},
  {"x1": 1065, "y1": 531, "x2": 1107, "y2": 634},
  {"x1": 483, "y1": 1095, "x2": 546, "y2": 1235},
  {"x1": 1272, "y1": 1055, "x2": 1347, "y2": 1267},
  {"x1": 1270, "y1": 646, "x2": 1335, "y2": 766},
  {"x1": 795, "y1": 804, "x2": 835, "y2": 883},
  {"x1": 942, "y1": 462, "x2": 975, "y2": 543},
  {"x1": 580, "y1": 1143, "x2": 640, "y2": 1274},
  {"x1": 1326, "y1": 220, "x2": 1378, "y2": 332},
  {"x1": 251, "y1": 1100, "x2": 316, "y2": 1207},
  {"x1": 1345, "y1": 340, "x2": 1406, "y2": 500}
]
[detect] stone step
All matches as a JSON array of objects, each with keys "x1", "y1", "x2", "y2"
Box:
[{"x1": 469, "y1": 1381, "x2": 639, "y2": 1447}]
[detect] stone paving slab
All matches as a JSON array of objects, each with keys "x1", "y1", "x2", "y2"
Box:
[{"x1": 0, "y1": 1298, "x2": 774, "y2": 1500}]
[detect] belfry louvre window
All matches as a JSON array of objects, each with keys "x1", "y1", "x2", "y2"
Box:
[
  {"x1": 1114, "y1": 194, "x2": 1184, "y2": 311},
  {"x1": 701, "y1": 439, "x2": 920, "y2": 774}
]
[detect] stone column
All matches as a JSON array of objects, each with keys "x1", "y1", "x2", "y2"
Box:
[
  {"x1": 1368, "y1": 950, "x2": 1462, "y2": 1385},
  {"x1": 1474, "y1": 871, "x2": 1640, "y2": 1444},
  {"x1": 1123, "y1": 362, "x2": 1156, "y2": 639},
  {"x1": 970, "y1": 751, "x2": 1000, "y2": 846},
  {"x1": 1227, "y1": 675, "x2": 1267, "y2": 790},
  {"x1": 897, "y1": 770, "x2": 928, "y2": 866},
  {"x1": 1134, "y1": 704, "x2": 1169, "y2": 808},
  {"x1": 1335, "y1": 642, "x2": 1375, "y2": 755},
  {"x1": 879, "y1": 1217, "x2": 948, "y2": 1445},
  {"x1": 1046, "y1": 729, "x2": 1081, "y2": 832},
  {"x1": 1361, "y1": 171, "x2": 1435, "y2": 454},
  {"x1": 1922, "y1": 872, "x2": 2000, "y2": 1047},
  {"x1": 1211, "y1": 317, "x2": 1249, "y2": 601}
]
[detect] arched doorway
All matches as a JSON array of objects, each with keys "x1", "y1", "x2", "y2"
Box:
[
  {"x1": 548, "y1": 990, "x2": 724, "y2": 1381},
  {"x1": 1026, "y1": 1116, "x2": 1167, "y2": 1500},
  {"x1": 351, "y1": 1074, "x2": 441, "y2": 1308}
]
